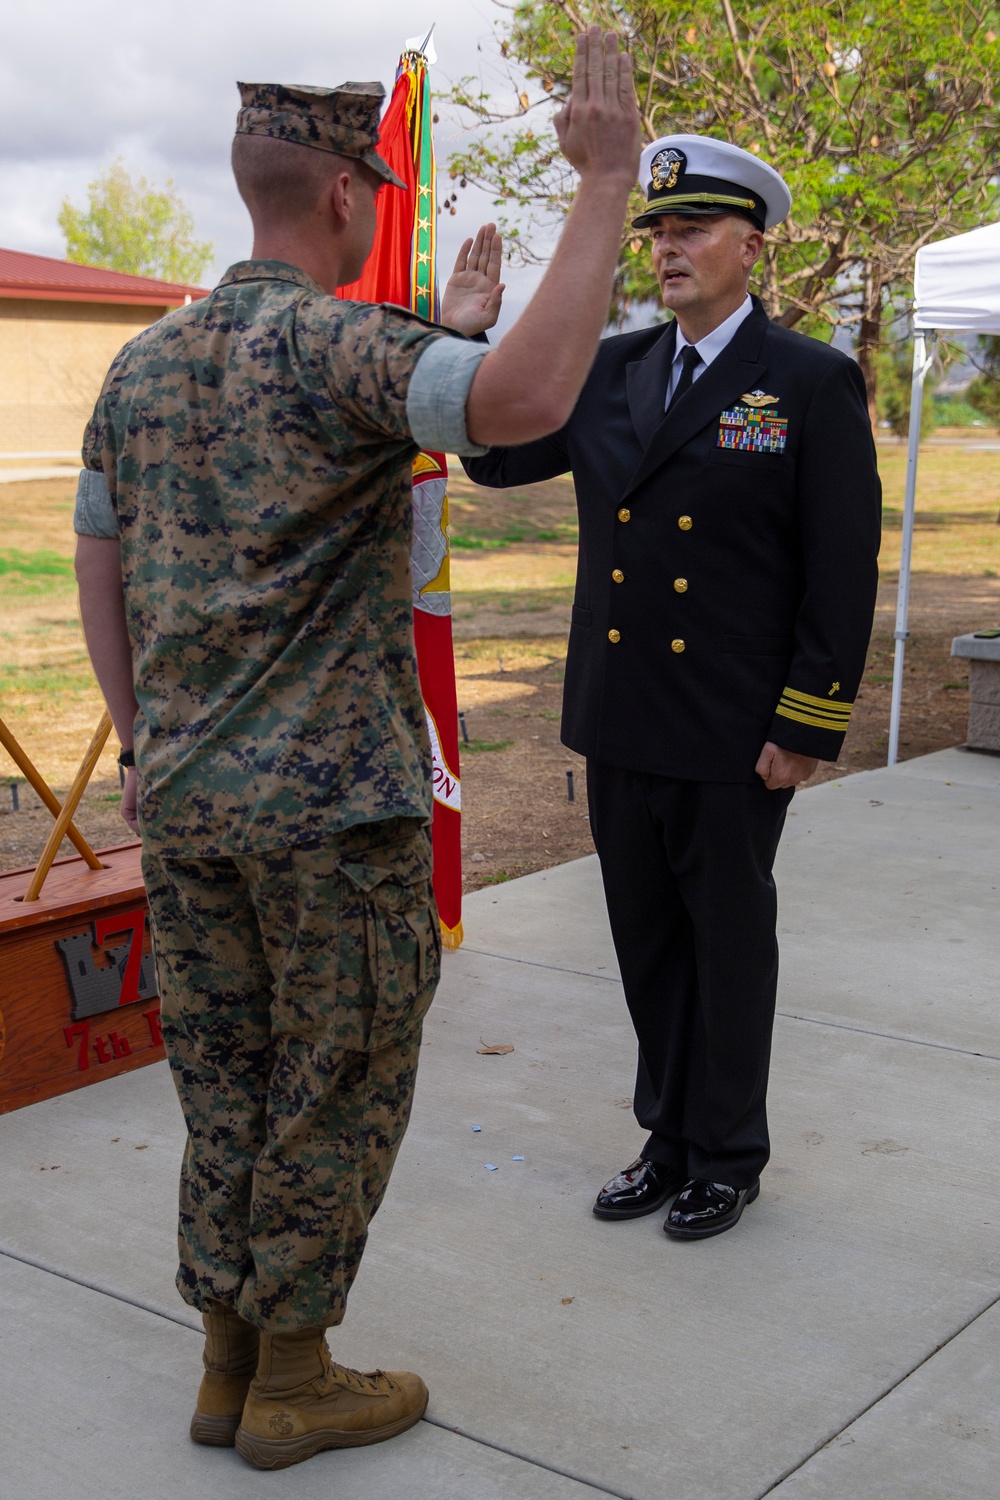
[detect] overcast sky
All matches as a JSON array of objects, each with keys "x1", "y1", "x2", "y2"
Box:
[{"x1": 0, "y1": 0, "x2": 557, "y2": 332}]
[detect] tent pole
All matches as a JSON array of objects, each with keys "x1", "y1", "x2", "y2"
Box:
[{"x1": 888, "y1": 331, "x2": 932, "y2": 766}]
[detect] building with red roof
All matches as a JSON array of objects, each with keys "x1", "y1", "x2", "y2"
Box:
[{"x1": 0, "y1": 248, "x2": 207, "y2": 459}]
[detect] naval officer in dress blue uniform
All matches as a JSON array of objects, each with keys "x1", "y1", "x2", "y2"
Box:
[{"x1": 463, "y1": 135, "x2": 881, "y2": 1240}]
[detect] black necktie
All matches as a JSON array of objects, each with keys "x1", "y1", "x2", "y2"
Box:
[{"x1": 666, "y1": 344, "x2": 702, "y2": 413}]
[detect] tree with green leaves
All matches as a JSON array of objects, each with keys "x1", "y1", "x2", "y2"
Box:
[
  {"x1": 967, "y1": 336, "x2": 1000, "y2": 430},
  {"x1": 874, "y1": 341, "x2": 937, "y2": 438},
  {"x1": 448, "y1": 1, "x2": 1000, "y2": 420},
  {"x1": 58, "y1": 159, "x2": 213, "y2": 286}
]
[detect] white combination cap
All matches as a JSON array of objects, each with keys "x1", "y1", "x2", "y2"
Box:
[{"x1": 633, "y1": 134, "x2": 792, "y2": 231}]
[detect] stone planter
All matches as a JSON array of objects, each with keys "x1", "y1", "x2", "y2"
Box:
[{"x1": 951, "y1": 632, "x2": 1000, "y2": 752}]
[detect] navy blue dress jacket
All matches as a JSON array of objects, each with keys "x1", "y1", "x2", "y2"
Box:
[{"x1": 462, "y1": 299, "x2": 881, "y2": 781}]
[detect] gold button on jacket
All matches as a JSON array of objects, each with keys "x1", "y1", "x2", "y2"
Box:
[
  {"x1": 673, "y1": 578, "x2": 688, "y2": 593},
  {"x1": 671, "y1": 638, "x2": 685, "y2": 653},
  {"x1": 678, "y1": 515, "x2": 693, "y2": 531},
  {"x1": 608, "y1": 629, "x2": 621, "y2": 644},
  {"x1": 617, "y1": 507, "x2": 631, "y2": 523},
  {"x1": 612, "y1": 569, "x2": 624, "y2": 583}
]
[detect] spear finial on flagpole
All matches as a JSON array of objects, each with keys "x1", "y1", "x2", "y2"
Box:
[{"x1": 404, "y1": 24, "x2": 437, "y2": 63}]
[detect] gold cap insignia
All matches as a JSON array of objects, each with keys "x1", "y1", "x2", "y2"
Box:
[{"x1": 650, "y1": 147, "x2": 685, "y2": 192}]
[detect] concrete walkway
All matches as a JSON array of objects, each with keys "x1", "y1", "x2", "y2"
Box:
[
  {"x1": 1, "y1": 747, "x2": 996, "y2": 1499},
  {"x1": 0, "y1": 465, "x2": 79, "y2": 484}
]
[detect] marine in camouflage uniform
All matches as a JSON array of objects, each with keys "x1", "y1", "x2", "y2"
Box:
[
  {"x1": 74, "y1": 81, "x2": 489, "y2": 1333},
  {"x1": 75, "y1": 36, "x2": 643, "y2": 1460}
]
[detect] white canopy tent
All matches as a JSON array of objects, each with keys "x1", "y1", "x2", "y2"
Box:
[{"x1": 888, "y1": 220, "x2": 1000, "y2": 764}]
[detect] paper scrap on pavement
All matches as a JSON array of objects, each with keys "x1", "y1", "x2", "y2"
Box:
[{"x1": 477, "y1": 1042, "x2": 514, "y2": 1055}]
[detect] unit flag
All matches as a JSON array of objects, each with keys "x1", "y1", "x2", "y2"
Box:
[{"x1": 336, "y1": 42, "x2": 464, "y2": 949}]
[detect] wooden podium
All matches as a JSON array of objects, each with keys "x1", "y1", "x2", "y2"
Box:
[
  {"x1": 0, "y1": 842, "x2": 163, "y2": 1114},
  {"x1": 0, "y1": 711, "x2": 165, "y2": 1112}
]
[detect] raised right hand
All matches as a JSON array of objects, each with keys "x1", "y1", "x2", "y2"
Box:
[{"x1": 554, "y1": 27, "x2": 641, "y2": 185}]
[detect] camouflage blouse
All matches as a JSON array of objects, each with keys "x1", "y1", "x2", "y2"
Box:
[{"x1": 81, "y1": 260, "x2": 470, "y2": 857}]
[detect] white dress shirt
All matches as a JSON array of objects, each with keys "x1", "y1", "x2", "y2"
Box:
[{"x1": 663, "y1": 295, "x2": 754, "y2": 409}]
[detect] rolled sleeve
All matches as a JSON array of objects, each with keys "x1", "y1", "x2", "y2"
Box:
[
  {"x1": 406, "y1": 337, "x2": 489, "y2": 457},
  {"x1": 73, "y1": 468, "x2": 119, "y2": 538}
]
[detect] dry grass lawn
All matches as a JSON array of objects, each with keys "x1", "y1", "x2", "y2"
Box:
[
  {"x1": 0, "y1": 478, "x2": 120, "y2": 796},
  {"x1": 876, "y1": 438, "x2": 1000, "y2": 575},
  {"x1": 1, "y1": 436, "x2": 998, "y2": 880}
]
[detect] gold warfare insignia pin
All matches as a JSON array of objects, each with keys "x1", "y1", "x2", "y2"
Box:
[
  {"x1": 740, "y1": 390, "x2": 780, "y2": 408},
  {"x1": 650, "y1": 147, "x2": 685, "y2": 192}
]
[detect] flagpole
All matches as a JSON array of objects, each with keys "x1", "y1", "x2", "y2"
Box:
[{"x1": 336, "y1": 35, "x2": 464, "y2": 946}]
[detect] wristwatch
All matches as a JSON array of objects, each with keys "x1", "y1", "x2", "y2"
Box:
[{"x1": 118, "y1": 748, "x2": 136, "y2": 769}]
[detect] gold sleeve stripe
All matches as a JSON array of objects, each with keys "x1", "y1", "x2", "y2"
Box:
[
  {"x1": 776, "y1": 684, "x2": 854, "y2": 732},
  {"x1": 779, "y1": 693, "x2": 851, "y2": 717},
  {"x1": 777, "y1": 699, "x2": 851, "y2": 726},
  {"x1": 776, "y1": 703, "x2": 853, "y2": 732},
  {"x1": 781, "y1": 685, "x2": 854, "y2": 713}
]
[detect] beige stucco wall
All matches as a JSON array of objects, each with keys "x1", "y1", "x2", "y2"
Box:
[{"x1": 0, "y1": 299, "x2": 168, "y2": 455}]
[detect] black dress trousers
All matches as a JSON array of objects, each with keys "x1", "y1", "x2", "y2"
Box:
[{"x1": 587, "y1": 762, "x2": 793, "y2": 1188}]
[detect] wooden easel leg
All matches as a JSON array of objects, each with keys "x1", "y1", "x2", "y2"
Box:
[
  {"x1": 0, "y1": 717, "x2": 104, "y2": 870},
  {"x1": 22, "y1": 711, "x2": 113, "y2": 902}
]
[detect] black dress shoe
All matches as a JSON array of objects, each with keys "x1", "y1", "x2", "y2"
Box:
[
  {"x1": 663, "y1": 1177, "x2": 761, "y2": 1240},
  {"x1": 593, "y1": 1158, "x2": 685, "y2": 1220}
]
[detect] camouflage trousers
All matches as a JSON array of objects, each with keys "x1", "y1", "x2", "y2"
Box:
[{"x1": 142, "y1": 818, "x2": 439, "y2": 1332}]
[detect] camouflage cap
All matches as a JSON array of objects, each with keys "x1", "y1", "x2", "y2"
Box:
[{"x1": 235, "y1": 81, "x2": 406, "y2": 190}]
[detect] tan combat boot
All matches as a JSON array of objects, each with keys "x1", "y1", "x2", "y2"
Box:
[
  {"x1": 234, "y1": 1327, "x2": 428, "y2": 1470},
  {"x1": 189, "y1": 1303, "x2": 260, "y2": 1446}
]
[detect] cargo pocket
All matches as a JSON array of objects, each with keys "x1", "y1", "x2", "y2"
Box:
[{"x1": 333, "y1": 856, "x2": 440, "y2": 1053}]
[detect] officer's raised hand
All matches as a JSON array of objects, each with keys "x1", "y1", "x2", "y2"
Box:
[
  {"x1": 441, "y1": 223, "x2": 505, "y2": 336},
  {"x1": 461, "y1": 28, "x2": 640, "y2": 448}
]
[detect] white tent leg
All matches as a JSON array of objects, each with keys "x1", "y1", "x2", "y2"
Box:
[{"x1": 888, "y1": 332, "x2": 933, "y2": 766}]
